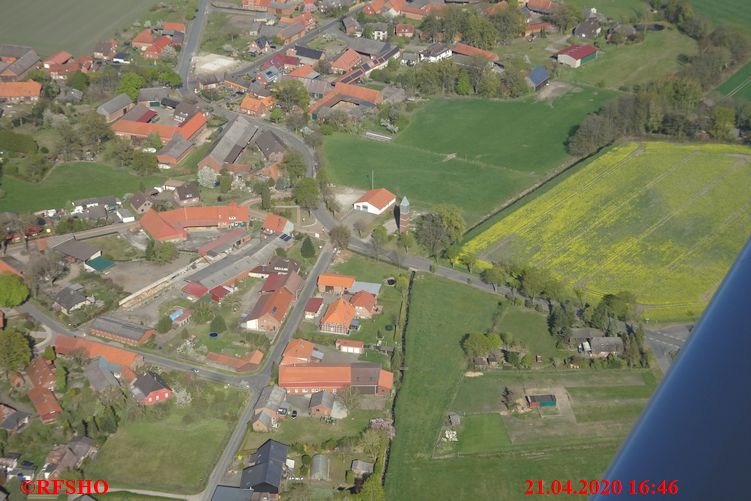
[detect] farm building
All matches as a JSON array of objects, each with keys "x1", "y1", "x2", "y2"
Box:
[
  {"x1": 96, "y1": 93, "x2": 134, "y2": 122},
  {"x1": 0, "y1": 81, "x2": 42, "y2": 103},
  {"x1": 555, "y1": 44, "x2": 597, "y2": 68},
  {"x1": 336, "y1": 339, "x2": 364, "y2": 354},
  {"x1": 526, "y1": 394, "x2": 557, "y2": 408},
  {"x1": 279, "y1": 363, "x2": 393, "y2": 395},
  {"x1": 317, "y1": 274, "x2": 355, "y2": 294},
  {"x1": 588, "y1": 336, "x2": 625, "y2": 358},
  {"x1": 280, "y1": 339, "x2": 322, "y2": 366},
  {"x1": 89, "y1": 316, "x2": 156, "y2": 346},
  {"x1": 353, "y1": 188, "x2": 396, "y2": 215},
  {"x1": 320, "y1": 298, "x2": 356, "y2": 335},
  {"x1": 309, "y1": 390, "x2": 334, "y2": 417},
  {"x1": 526, "y1": 66, "x2": 550, "y2": 91}
]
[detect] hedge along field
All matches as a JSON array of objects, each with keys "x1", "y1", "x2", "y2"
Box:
[
  {"x1": 323, "y1": 89, "x2": 614, "y2": 225},
  {"x1": 462, "y1": 142, "x2": 751, "y2": 322}
]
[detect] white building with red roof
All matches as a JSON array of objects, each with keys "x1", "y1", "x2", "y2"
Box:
[{"x1": 353, "y1": 188, "x2": 396, "y2": 215}]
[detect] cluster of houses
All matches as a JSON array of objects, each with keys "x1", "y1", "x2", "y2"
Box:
[
  {"x1": 212, "y1": 439, "x2": 292, "y2": 500},
  {"x1": 0, "y1": 335, "x2": 175, "y2": 483},
  {"x1": 131, "y1": 22, "x2": 186, "y2": 61}
]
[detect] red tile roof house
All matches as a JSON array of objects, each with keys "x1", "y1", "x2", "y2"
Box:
[
  {"x1": 241, "y1": 288, "x2": 295, "y2": 334},
  {"x1": 320, "y1": 297, "x2": 356, "y2": 335},
  {"x1": 26, "y1": 357, "x2": 55, "y2": 391},
  {"x1": 27, "y1": 387, "x2": 63, "y2": 424},
  {"x1": 350, "y1": 291, "x2": 378, "y2": 319},
  {"x1": 89, "y1": 315, "x2": 156, "y2": 346},
  {"x1": 394, "y1": 23, "x2": 415, "y2": 38},
  {"x1": 279, "y1": 363, "x2": 393, "y2": 395},
  {"x1": 262, "y1": 213, "x2": 294, "y2": 235},
  {"x1": 336, "y1": 339, "x2": 365, "y2": 354},
  {"x1": 111, "y1": 109, "x2": 206, "y2": 143},
  {"x1": 43, "y1": 51, "x2": 73, "y2": 68},
  {"x1": 352, "y1": 188, "x2": 396, "y2": 215},
  {"x1": 132, "y1": 29, "x2": 156, "y2": 50},
  {"x1": 280, "y1": 339, "x2": 318, "y2": 366},
  {"x1": 260, "y1": 270, "x2": 304, "y2": 298},
  {"x1": 0, "y1": 81, "x2": 42, "y2": 103},
  {"x1": 131, "y1": 371, "x2": 172, "y2": 405},
  {"x1": 452, "y1": 42, "x2": 499, "y2": 62},
  {"x1": 555, "y1": 44, "x2": 598, "y2": 68},
  {"x1": 140, "y1": 203, "x2": 251, "y2": 241},
  {"x1": 55, "y1": 336, "x2": 143, "y2": 383},
  {"x1": 144, "y1": 36, "x2": 172, "y2": 60},
  {"x1": 317, "y1": 273, "x2": 355, "y2": 294},
  {"x1": 331, "y1": 48, "x2": 363, "y2": 74}
]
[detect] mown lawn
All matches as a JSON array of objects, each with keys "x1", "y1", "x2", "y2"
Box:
[
  {"x1": 455, "y1": 413, "x2": 511, "y2": 454},
  {"x1": 564, "y1": 0, "x2": 646, "y2": 20},
  {"x1": 498, "y1": 308, "x2": 570, "y2": 361},
  {"x1": 463, "y1": 141, "x2": 751, "y2": 322},
  {"x1": 0, "y1": 0, "x2": 160, "y2": 56},
  {"x1": 560, "y1": 29, "x2": 697, "y2": 90},
  {"x1": 0, "y1": 162, "x2": 164, "y2": 213},
  {"x1": 88, "y1": 405, "x2": 236, "y2": 493},
  {"x1": 716, "y1": 59, "x2": 751, "y2": 100},
  {"x1": 690, "y1": 0, "x2": 751, "y2": 35},
  {"x1": 323, "y1": 90, "x2": 614, "y2": 225}
]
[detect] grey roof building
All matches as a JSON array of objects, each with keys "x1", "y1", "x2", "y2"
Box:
[
  {"x1": 54, "y1": 287, "x2": 88, "y2": 315},
  {"x1": 0, "y1": 409, "x2": 30, "y2": 433},
  {"x1": 574, "y1": 18, "x2": 601, "y2": 39},
  {"x1": 174, "y1": 181, "x2": 200, "y2": 203},
  {"x1": 294, "y1": 45, "x2": 324, "y2": 61},
  {"x1": 53, "y1": 238, "x2": 100, "y2": 262},
  {"x1": 254, "y1": 130, "x2": 287, "y2": 161},
  {"x1": 240, "y1": 439, "x2": 288, "y2": 494},
  {"x1": 96, "y1": 94, "x2": 133, "y2": 117},
  {"x1": 309, "y1": 390, "x2": 334, "y2": 412},
  {"x1": 350, "y1": 281, "x2": 381, "y2": 296},
  {"x1": 254, "y1": 385, "x2": 287, "y2": 416},
  {"x1": 210, "y1": 485, "x2": 252, "y2": 501},
  {"x1": 311, "y1": 454, "x2": 329, "y2": 481},
  {"x1": 131, "y1": 371, "x2": 170, "y2": 403},
  {"x1": 0, "y1": 45, "x2": 40, "y2": 81},
  {"x1": 589, "y1": 336, "x2": 625, "y2": 355},
  {"x1": 159, "y1": 134, "x2": 193, "y2": 161},
  {"x1": 137, "y1": 87, "x2": 169, "y2": 103},
  {"x1": 90, "y1": 316, "x2": 154, "y2": 344},
  {"x1": 344, "y1": 36, "x2": 386, "y2": 57},
  {"x1": 187, "y1": 250, "x2": 263, "y2": 290},
  {"x1": 351, "y1": 459, "x2": 374, "y2": 477},
  {"x1": 174, "y1": 102, "x2": 199, "y2": 123},
  {"x1": 84, "y1": 357, "x2": 122, "y2": 392},
  {"x1": 202, "y1": 117, "x2": 259, "y2": 169},
  {"x1": 129, "y1": 191, "x2": 153, "y2": 213}
]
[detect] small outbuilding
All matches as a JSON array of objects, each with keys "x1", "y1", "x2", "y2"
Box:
[
  {"x1": 351, "y1": 459, "x2": 374, "y2": 478},
  {"x1": 309, "y1": 390, "x2": 334, "y2": 417},
  {"x1": 526, "y1": 394, "x2": 557, "y2": 408},
  {"x1": 310, "y1": 454, "x2": 330, "y2": 481}
]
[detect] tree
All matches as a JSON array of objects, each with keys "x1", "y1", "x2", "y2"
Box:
[
  {"x1": 455, "y1": 70, "x2": 472, "y2": 95},
  {"x1": 330, "y1": 225, "x2": 351, "y2": 249},
  {"x1": 490, "y1": 9, "x2": 526, "y2": 42},
  {"x1": 462, "y1": 332, "x2": 492, "y2": 358},
  {"x1": 132, "y1": 150, "x2": 158, "y2": 176},
  {"x1": 415, "y1": 213, "x2": 449, "y2": 257},
  {"x1": 0, "y1": 331, "x2": 32, "y2": 376},
  {"x1": 710, "y1": 106, "x2": 736, "y2": 141},
  {"x1": 193, "y1": 298, "x2": 215, "y2": 323},
  {"x1": 158, "y1": 69, "x2": 182, "y2": 87},
  {"x1": 198, "y1": 165, "x2": 219, "y2": 188},
  {"x1": 270, "y1": 107, "x2": 284, "y2": 123},
  {"x1": 461, "y1": 252, "x2": 478, "y2": 273},
  {"x1": 43, "y1": 345, "x2": 56, "y2": 362},
  {"x1": 301, "y1": 236, "x2": 316, "y2": 258},
  {"x1": 272, "y1": 79, "x2": 309, "y2": 111},
  {"x1": 109, "y1": 137, "x2": 134, "y2": 167},
  {"x1": 145, "y1": 240, "x2": 178, "y2": 264},
  {"x1": 435, "y1": 204, "x2": 465, "y2": 243},
  {"x1": 281, "y1": 150, "x2": 306, "y2": 182},
  {"x1": 353, "y1": 220, "x2": 367, "y2": 238},
  {"x1": 79, "y1": 112, "x2": 113, "y2": 154},
  {"x1": 293, "y1": 178, "x2": 320, "y2": 213},
  {"x1": 286, "y1": 110, "x2": 308, "y2": 131},
  {"x1": 358, "y1": 474, "x2": 385, "y2": 501},
  {"x1": 0, "y1": 274, "x2": 28, "y2": 307},
  {"x1": 337, "y1": 386, "x2": 360, "y2": 411},
  {"x1": 219, "y1": 172, "x2": 233, "y2": 193},
  {"x1": 482, "y1": 264, "x2": 506, "y2": 291},
  {"x1": 145, "y1": 133, "x2": 163, "y2": 150},
  {"x1": 116, "y1": 72, "x2": 145, "y2": 100},
  {"x1": 157, "y1": 316, "x2": 173, "y2": 333},
  {"x1": 549, "y1": 3, "x2": 583, "y2": 31},
  {"x1": 360, "y1": 429, "x2": 384, "y2": 459},
  {"x1": 210, "y1": 314, "x2": 227, "y2": 333},
  {"x1": 68, "y1": 71, "x2": 90, "y2": 92},
  {"x1": 371, "y1": 225, "x2": 388, "y2": 256}
]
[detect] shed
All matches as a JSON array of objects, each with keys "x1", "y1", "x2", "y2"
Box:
[
  {"x1": 351, "y1": 459, "x2": 374, "y2": 477},
  {"x1": 309, "y1": 390, "x2": 334, "y2": 417},
  {"x1": 526, "y1": 394, "x2": 557, "y2": 408},
  {"x1": 448, "y1": 413, "x2": 461, "y2": 427},
  {"x1": 310, "y1": 454, "x2": 329, "y2": 481}
]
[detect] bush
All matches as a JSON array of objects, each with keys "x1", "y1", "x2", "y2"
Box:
[
  {"x1": 157, "y1": 316, "x2": 173, "y2": 333},
  {"x1": 210, "y1": 314, "x2": 227, "y2": 333}
]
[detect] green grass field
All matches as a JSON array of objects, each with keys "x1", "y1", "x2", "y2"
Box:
[
  {"x1": 88, "y1": 407, "x2": 234, "y2": 493},
  {"x1": 386, "y1": 275, "x2": 643, "y2": 500},
  {"x1": 323, "y1": 90, "x2": 614, "y2": 225},
  {"x1": 716, "y1": 60, "x2": 751, "y2": 100},
  {"x1": 0, "y1": 162, "x2": 164, "y2": 213},
  {"x1": 564, "y1": 0, "x2": 647, "y2": 20},
  {"x1": 463, "y1": 141, "x2": 751, "y2": 321},
  {"x1": 690, "y1": 0, "x2": 751, "y2": 34},
  {"x1": 561, "y1": 29, "x2": 697, "y2": 90},
  {"x1": 0, "y1": 0, "x2": 160, "y2": 56}
]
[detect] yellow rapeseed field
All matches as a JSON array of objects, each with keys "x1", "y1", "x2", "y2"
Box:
[{"x1": 463, "y1": 142, "x2": 751, "y2": 321}]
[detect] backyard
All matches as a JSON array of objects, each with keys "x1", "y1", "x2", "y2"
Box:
[
  {"x1": 323, "y1": 90, "x2": 614, "y2": 225},
  {"x1": 0, "y1": 162, "x2": 164, "y2": 213},
  {"x1": 462, "y1": 141, "x2": 751, "y2": 321}
]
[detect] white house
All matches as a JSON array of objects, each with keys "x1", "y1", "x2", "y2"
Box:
[
  {"x1": 352, "y1": 188, "x2": 396, "y2": 215},
  {"x1": 419, "y1": 43, "x2": 452, "y2": 63}
]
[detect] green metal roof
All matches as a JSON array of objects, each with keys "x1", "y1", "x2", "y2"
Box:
[{"x1": 85, "y1": 256, "x2": 114, "y2": 272}]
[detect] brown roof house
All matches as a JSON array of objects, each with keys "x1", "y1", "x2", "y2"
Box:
[
  {"x1": 349, "y1": 291, "x2": 378, "y2": 319},
  {"x1": 41, "y1": 437, "x2": 97, "y2": 480},
  {"x1": 309, "y1": 390, "x2": 334, "y2": 417},
  {"x1": 241, "y1": 288, "x2": 295, "y2": 335},
  {"x1": 26, "y1": 357, "x2": 55, "y2": 391},
  {"x1": 173, "y1": 181, "x2": 200, "y2": 207}
]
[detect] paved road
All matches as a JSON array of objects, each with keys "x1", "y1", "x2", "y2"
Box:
[
  {"x1": 199, "y1": 245, "x2": 334, "y2": 500},
  {"x1": 177, "y1": 0, "x2": 212, "y2": 94},
  {"x1": 5, "y1": 221, "x2": 136, "y2": 254},
  {"x1": 644, "y1": 325, "x2": 692, "y2": 373}
]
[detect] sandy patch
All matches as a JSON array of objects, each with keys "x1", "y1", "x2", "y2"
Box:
[{"x1": 194, "y1": 53, "x2": 242, "y2": 75}]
